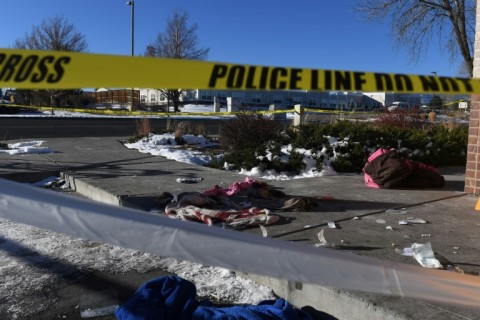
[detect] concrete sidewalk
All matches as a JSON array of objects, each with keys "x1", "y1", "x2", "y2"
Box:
[{"x1": 1, "y1": 137, "x2": 480, "y2": 320}]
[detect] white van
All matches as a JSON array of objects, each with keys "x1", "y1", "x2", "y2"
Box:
[{"x1": 387, "y1": 101, "x2": 409, "y2": 112}]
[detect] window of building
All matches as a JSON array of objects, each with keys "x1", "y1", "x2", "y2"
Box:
[
  {"x1": 150, "y1": 94, "x2": 156, "y2": 102},
  {"x1": 160, "y1": 93, "x2": 167, "y2": 101},
  {"x1": 201, "y1": 91, "x2": 213, "y2": 101},
  {"x1": 308, "y1": 99, "x2": 317, "y2": 107},
  {"x1": 273, "y1": 95, "x2": 282, "y2": 104},
  {"x1": 232, "y1": 92, "x2": 243, "y2": 99},
  {"x1": 217, "y1": 92, "x2": 227, "y2": 101},
  {"x1": 140, "y1": 95, "x2": 147, "y2": 103},
  {"x1": 293, "y1": 97, "x2": 302, "y2": 105},
  {"x1": 252, "y1": 93, "x2": 262, "y2": 103}
]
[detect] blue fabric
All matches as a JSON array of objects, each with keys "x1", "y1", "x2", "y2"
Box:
[
  {"x1": 115, "y1": 276, "x2": 312, "y2": 320},
  {"x1": 114, "y1": 276, "x2": 198, "y2": 320},
  {"x1": 193, "y1": 298, "x2": 312, "y2": 320}
]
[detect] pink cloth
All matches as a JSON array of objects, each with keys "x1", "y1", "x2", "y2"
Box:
[
  {"x1": 202, "y1": 177, "x2": 258, "y2": 197},
  {"x1": 363, "y1": 148, "x2": 390, "y2": 188}
]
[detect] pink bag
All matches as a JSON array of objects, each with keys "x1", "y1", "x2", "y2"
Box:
[{"x1": 363, "y1": 148, "x2": 390, "y2": 188}]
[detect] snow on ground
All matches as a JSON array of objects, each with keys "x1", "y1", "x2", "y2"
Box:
[
  {"x1": 124, "y1": 133, "x2": 221, "y2": 166},
  {"x1": 0, "y1": 140, "x2": 54, "y2": 155},
  {"x1": 0, "y1": 216, "x2": 275, "y2": 318},
  {"x1": 0, "y1": 106, "x2": 283, "y2": 318}
]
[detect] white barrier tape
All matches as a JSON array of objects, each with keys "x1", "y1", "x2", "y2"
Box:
[{"x1": 1, "y1": 178, "x2": 480, "y2": 308}]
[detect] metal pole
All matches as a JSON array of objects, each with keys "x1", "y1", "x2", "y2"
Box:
[
  {"x1": 127, "y1": 1, "x2": 135, "y2": 111},
  {"x1": 131, "y1": 1, "x2": 134, "y2": 111},
  {"x1": 131, "y1": 1, "x2": 134, "y2": 57}
]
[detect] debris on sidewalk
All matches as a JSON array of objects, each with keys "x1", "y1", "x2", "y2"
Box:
[
  {"x1": 327, "y1": 222, "x2": 337, "y2": 229},
  {"x1": 406, "y1": 217, "x2": 427, "y2": 224},
  {"x1": 401, "y1": 242, "x2": 442, "y2": 269},
  {"x1": 80, "y1": 289, "x2": 119, "y2": 319},
  {"x1": 315, "y1": 229, "x2": 328, "y2": 247},
  {"x1": 176, "y1": 177, "x2": 203, "y2": 183},
  {"x1": 386, "y1": 209, "x2": 408, "y2": 215},
  {"x1": 447, "y1": 265, "x2": 465, "y2": 274},
  {"x1": 156, "y1": 177, "x2": 321, "y2": 229},
  {"x1": 399, "y1": 217, "x2": 427, "y2": 225},
  {"x1": 376, "y1": 219, "x2": 386, "y2": 224},
  {"x1": 259, "y1": 225, "x2": 268, "y2": 238}
]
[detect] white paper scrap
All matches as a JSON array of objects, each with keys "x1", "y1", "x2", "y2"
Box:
[
  {"x1": 386, "y1": 209, "x2": 408, "y2": 215},
  {"x1": 407, "y1": 217, "x2": 427, "y2": 224},
  {"x1": 317, "y1": 229, "x2": 328, "y2": 246}
]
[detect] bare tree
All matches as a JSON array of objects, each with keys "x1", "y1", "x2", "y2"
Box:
[
  {"x1": 146, "y1": 9, "x2": 209, "y2": 112},
  {"x1": 14, "y1": 15, "x2": 88, "y2": 52},
  {"x1": 353, "y1": 0, "x2": 475, "y2": 77},
  {"x1": 14, "y1": 15, "x2": 88, "y2": 110}
]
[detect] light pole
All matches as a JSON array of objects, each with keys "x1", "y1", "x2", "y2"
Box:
[
  {"x1": 127, "y1": 1, "x2": 135, "y2": 111},
  {"x1": 432, "y1": 71, "x2": 437, "y2": 77}
]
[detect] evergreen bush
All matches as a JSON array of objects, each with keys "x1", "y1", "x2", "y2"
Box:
[
  {"x1": 215, "y1": 114, "x2": 468, "y2": 174},
  {"x1": 219, "y1": 112, "x2": 281, "y2": 151}
]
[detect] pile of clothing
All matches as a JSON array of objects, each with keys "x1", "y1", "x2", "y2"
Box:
[
  {"x1": 115, "y1": 276, "x2": 313, "y2": 320},
  {"x1": 155, "y1": 177, "x2": 313, "y2": 229},
  {"x1": 363, "y1": 148, "x2": 445, "y2": 189}
]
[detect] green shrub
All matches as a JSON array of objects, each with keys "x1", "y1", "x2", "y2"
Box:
[
  {"x1": 400, "y1": 129, "x2": 430, "y2": 152},
  {"x1": 285, "y1": 149, "x2": 306, "y2": 174},
  {"x1": 215, "y1": 116, "x2": 468, "y2": 174},
  {"x1": 289, "y1": 124, "x2": 327, "y2": 149},
  {"x1": 220, "y1": 112, "x2": 281, "y2": 151},
  {"x1": 221, "y1": 148, "x2": 258, "y2": 171},
  {"x1": 330, "y1": 143, "x2": 368, "y2": 173},
  {"x1": 421, "y1": 126, "x2": 467, "y2": 166},
  {"x1": 313, "y1": 154, "x2": 324, "y2": 172}
]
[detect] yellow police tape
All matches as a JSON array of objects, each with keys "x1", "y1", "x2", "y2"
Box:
[
  {"x1": 0, "y1": 48, "x2": 477, "y2": 95},
  {"x1": 7, "y1": 103, "x2": 378, "y2": 117},
  {"x1": 4, "y1": 102, "x2": 464, "y2": 118}
]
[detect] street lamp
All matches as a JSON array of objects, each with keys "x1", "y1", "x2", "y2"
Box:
[
  {"x1": 432, "y1": 71, "x2": 437, "y2": 77},
  {"x1": 127, "y1": 1, "x2": 135, "y2": 111}
]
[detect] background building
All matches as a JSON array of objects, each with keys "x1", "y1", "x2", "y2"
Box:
[{"x1": 86, "y1": 88, "x2": 139, "y2": 110}]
